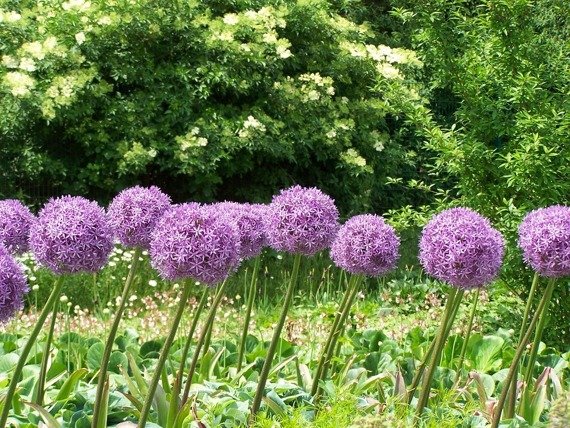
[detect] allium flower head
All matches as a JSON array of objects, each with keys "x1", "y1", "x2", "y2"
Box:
[
  {"x1": 0, "y1": 199, "x2": 35, "y2": 255},
  {"x1": 419, "y1": 208, "x2": 504, "y2": 289},
  {"x1": 265, "y1": 185, "x2": 339, "y2": 256},
  {"x1": 150, "y1": 204, "x2": 240, "y2": 284},
  {"x1": 30, "y1": 196, "x2": 114, "y2": 274},
  {"x1": 518, "y1": 205, "x2": 570, "y2": 277},
  {"x1": 107, "y1": 185, "x2": 172, "y2": 249},
  {"x1": 331, "y1": 214, "x2": 400, "y2": 276},
  {"x1": 0, "y1": 245, "x2": 29, "y2": 322},
  {"x1": 204, "y1": 202, "x2": 267, "y2": 259}
]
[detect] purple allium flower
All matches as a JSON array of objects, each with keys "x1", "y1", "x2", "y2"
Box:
[
  {"x1": 0, "y1": 200, "x2": 35, "y2": 255},
  {"x1": 518, "y1": 205, "x2": 570, "y2": 277},
  {"x1": 107, "y1": 186, "x2": 172, "y2": 249},
  {"x1": 0, "y1": 245, "x2": 29, "y2": 322},
  {"x1": 149, "y1": 203, "x2": 240, "y2": 284},
  {"x1": 29, "y1": 196, "x2": 114, "y2": 274},
  {"x1": 204, "y1": 202, "x2": 267, "y2": 259},
  {"x1": 419, "y1": 208, "x2": 505, "y2": 289},
  {"x1": 265, "y1": 185, "x2": 339, "y2": 256},
  {"x1": 331, "y1": 214, "x2": 400, "y2": 276}
]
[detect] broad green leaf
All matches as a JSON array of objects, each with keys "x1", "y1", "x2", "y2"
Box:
[
  {"x1": 467, "y1": 335, "x2": 505, "y2": 372},
  {"x1": 86, "y1": 342, "x2": 104, "y2": 371},
  {"x1": 23, "y1": 401, "x2": 61, "y2": 428},
  {"x1": 55, "y1": 368, "x2": 88, "y2": 401}
]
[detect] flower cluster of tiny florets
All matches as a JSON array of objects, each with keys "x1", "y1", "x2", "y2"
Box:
[
  {"x1": 0, "y1": 245, "x2": 29, "y2": 322},
  {"x1": 265, "y1": 185, "x2": 339, "y2": 256},
  {"x1": 419, "y1": 208, "x2": 505, "y2": 289},
  {"x1": 107, "y1": 185, "x2": 172, "y2": 249},
  {"x1": 0, "y1": 199, "x2": 35, "y2": 255},
  {"x1": 331, "y1": 214, "x2": 400, "y2": 276},
  {"x1": 204, "y1": 202, "x2": 267, "y2": 259},
  {"x1": 29, "y1": 196, "x2": 114, "y2": 274},
  {"x1": 518, "y1": 205, "x2": 570, "y2": 278},
  {"x1": 149, "y1": 204, "x2": 240, "y2": 284}
]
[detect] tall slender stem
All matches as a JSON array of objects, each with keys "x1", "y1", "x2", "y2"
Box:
[
  {"x1": 237, "y1": 257, "x2": 261, "y2": 371},
  {"x1": 517, "y1": 278, "x2": 556, "y2": 414},
  {"x1": 138, "y1": 281, "x2": 192, "y2": 428},
  {"x1": 310, "y1": 273, "x2": 355, "y2": 396},
  {"x1": 315, "y1": 275, "x2": 363, "y2": 398},
  {"x1": 250, "y1": 253, "x2": 302, "y2": 418},
  {"x1": 34, "y1": 298, "x2": 59, "y2": 405},
  {"x1": 505, "y1": 272, "x2": 540, "y2": 418},
  {"x1": 454, "y1": 288, "x2": 480, "y2": 383},
  {"x1": 92, "y1": 246, "x2": 142, "y2": 428},
  {"x1": 181, "y1": 280, "x2": 229, "y2": 406},
  {"x1": 0, "y1": 276, "x2": 65, "y2": 428},
  {"x1": 491, "y1": 278, "x2": 556, "y2": 428},
  {"x1": 408, "y1": 290, "x2": 462, "y2": 403},
  {"x1": 416, "y1": 288, "x2": 463, "y2": 417}
]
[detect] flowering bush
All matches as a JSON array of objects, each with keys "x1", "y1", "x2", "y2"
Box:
[{"x1": 0, "y1": 0, "x2": 430, "y2": 213}]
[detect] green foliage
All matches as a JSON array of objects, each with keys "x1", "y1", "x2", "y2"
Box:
[
  {"x1": 0, "y1": 0, "x2": 433, "y2": 213},
  {"x1": 388, "y1": 0, "x2": 570, "y2": 345}
]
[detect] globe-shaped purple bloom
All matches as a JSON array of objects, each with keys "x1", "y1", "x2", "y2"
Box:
[
  {"x1": 149, "y1": 204, "x2": 240, "y2": 284},
  {"x1": 30, "y1": 196, "x2": 114, "y2": 274},
  {"x1": 0, "y1": 200, "x2": 35, "y2": 255},
  {"x1": 107, "y1": 185, "x2": 172, "y2": 249},
  {"x1": 204, "y1": 202, "x2": 267, "y2": 259},
  {"x1": 265, "y1": 185, "x2": 339, "y2": 256},
  {"x1": 419, "y1": 208, "x2": 505, "y2": 289},
  {"x1": 0, "y1": 245, "x2": 29, "y2": 322},
  {"x1": 331, "y1": 214, "x2": 400, "y2": 276},
  {"x1": 518, "y1": 205, "x2": 570, "y2": 278}
]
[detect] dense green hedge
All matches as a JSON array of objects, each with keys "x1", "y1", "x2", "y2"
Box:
[{"x1": 0, "y1": 0, "x2": 435, "y2": 214}]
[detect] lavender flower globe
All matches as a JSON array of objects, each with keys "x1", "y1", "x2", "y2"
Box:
[
  {"x1": 204, "y1": 202, "x2": 267, "y2": 259},
  {"x1": 331, "y1": 214, "x2": 400, "y2": 276},
  {"x1": 518, "y1": 205, "x2": 570, "y2": 277},
  {"x1": 0, "y1": 245, "x2": 29, "y2": 322},
  {"x1": 419, "y1": 208, "x2": 505, "y2": 289},
  {"x1": 29, "y1": 196, "x2": 114, "y2": 274},
  {"x1": 0, "y1": 199, "x2": 35, "y2": 255},
  {"x1": 107, "y1": 185, "x2": 172, "y2": 249},
  {"x1": 265, "y1": 185, "x2": 339, "y2": 256},
  {"x1": 149, "y1": 204, "x2": 240, "y2": 285}
]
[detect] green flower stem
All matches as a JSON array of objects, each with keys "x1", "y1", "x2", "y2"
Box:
[
  {"x1": 0, "y1": 275, "x2": 65, "y2": 428},
  {"x1": 408, "y1": 291, "x2": 463, "y2": 403},
  {"x1": 518, "y1": 278, "x2": 556, "y2": 413},
  {"x1": 491, "y1": 278, "x2": 556, "y2": 428},
  {"x1": 416, "y1": 287, "x2": 464, "y2": 417},
  {"x1": 138, "y1": 280, "x2": 192, "y2": 428},
  {"x1": 33, "y1": 298, "x2": 59, "y2": 406},
  {"x1": 180, "y1": 279, "x2": 230, "y2": 406},
  {"x1": 454, "y1": 288, "x2": 480, "y2": 383},
  {"x1": 316, "y1": 274, "x2": 363, "y2": 399},
  {"x1": 237, "y1": 257, "x2": 261, "y2": 372},
  {"x1": 310, "y1": 273, "x2": 356, "y2": 396},
  {"x1": 166, "y1": 287, "x2": 210, "y2": 428},
  {"x1": 505, "y1": 272, "x2": 540, "y2": 418},
  {"x1": 250, "y1": 253, "x2": 302, "y2": 418},
  {"x1": 92, "y1": 246, "x2": 142, "y2": 428}
]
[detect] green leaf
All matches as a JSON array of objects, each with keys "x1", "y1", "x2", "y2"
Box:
[
  {"x1": 86, "y1": 342, "x2": 104, "y2": 371},
  {"x1": 467, "y1": 335, "x2": 505, "y2": 373},
  {"x1": 55, "y1": 368, "x2": 88, "y2": 401},
  {"x1": 0, "y1": 353, "x2": 19, "y2": 373},
  {"x1": 23, "y1": 402, "x2": 61, "y2": 428}
]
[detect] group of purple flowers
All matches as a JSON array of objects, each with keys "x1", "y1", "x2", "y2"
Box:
[{"x1": 0, "y1": 185, "x2": 569, "y2": 322}]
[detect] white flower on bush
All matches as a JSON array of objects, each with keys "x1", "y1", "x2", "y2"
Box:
[
  {"x1": 2, "y1": 55, "x2": 19, "y2": 68},
  {"x1": 1, "y1": 11, "x2": 22, "y2": 23},
  {"x1": 62, "y1": 0, "x2": 91, "y2": 12},
  {"x1": 97, "y1": 15, "x2": 113, "y2": 25},
  {"x1": 239, "y1": 115, "x2": 266, "y2": 138},
  {"x1": 3, "y1": 71, "x2": 36, "y2": 96},
  {"x1": 276, "y1": 44, "x2": 292, "y2": 59},
  {"x1": 22, "y1": 41, "x2": 45, "y2": 60},
  {"x1": 223, "y1": 13, "x2": 239, "y2": 25},
  {"x1": 176, "y1": 127, "x2": 209, "y2": 151},
  {"x1": 75, "y1": 32, "x2": 86, "y2": 45},
  {"x1": 377, "y1": 63, "x2": 401, "y2": 79}
]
